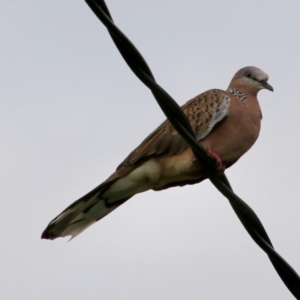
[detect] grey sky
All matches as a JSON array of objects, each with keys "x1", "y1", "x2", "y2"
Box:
[{"x1": 1, "y1": 1, "x2": 300, "y2": 299}]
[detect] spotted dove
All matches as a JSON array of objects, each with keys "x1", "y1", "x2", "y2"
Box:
[{"x1": 41, "y1": 66, "x2": 273, "y2": 240}]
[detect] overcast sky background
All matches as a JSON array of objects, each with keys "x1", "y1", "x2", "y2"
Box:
[{"x1": 1, "y1": 1, "x2": 300, "y2": 299}]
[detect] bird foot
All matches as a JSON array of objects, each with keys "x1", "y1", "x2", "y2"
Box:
[{"x1": 208, "y1": 150, "x2": 226, "y2": 174}]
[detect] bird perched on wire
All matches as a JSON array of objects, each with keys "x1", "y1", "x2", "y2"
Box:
[{"x1": 41, "y1": 66, "x2": 273, "y2": 240}]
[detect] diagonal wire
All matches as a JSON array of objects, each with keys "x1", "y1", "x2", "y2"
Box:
[{"x1": 84, "y1": 0, "x2": 300, "y2": 298}]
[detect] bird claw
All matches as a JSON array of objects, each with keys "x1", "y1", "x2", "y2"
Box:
[{"x1": 208, "y1": 150, "x2": 226, "y2": 174}]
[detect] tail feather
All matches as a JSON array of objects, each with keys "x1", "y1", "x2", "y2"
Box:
[
  {"x1": 41, "y1": 164, "x2": 151, "y2": 240},
  {"x1": 41, "y1": 182, "x2": 127, "y2": 240}
]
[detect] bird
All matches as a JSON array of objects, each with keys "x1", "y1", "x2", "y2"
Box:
[{"x1": 41, "y1": 66, "x2": 273, "y2": 240}]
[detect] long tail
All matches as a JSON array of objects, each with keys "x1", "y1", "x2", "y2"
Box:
[{"x1": 41, "y1": 181, "x2": 128, "y2": 240}]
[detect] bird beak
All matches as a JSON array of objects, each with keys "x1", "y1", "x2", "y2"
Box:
[{"x1": 260, "y1": 81, "x2": 274, "y2": 92}]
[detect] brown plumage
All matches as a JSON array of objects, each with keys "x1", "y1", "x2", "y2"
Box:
[
  {"x1": 119, "y1": 89, "x2": 228, "y2": 167},
  {"x1": 41, "y1": 66, "x2": 273, "y2": 240}
]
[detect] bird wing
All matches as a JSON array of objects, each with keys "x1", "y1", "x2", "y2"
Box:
[{"x1": 117, "y1": 89, "x2": 230, "y2": 169}]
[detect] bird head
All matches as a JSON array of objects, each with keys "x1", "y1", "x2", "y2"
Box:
[{"x1": 228, "y1": 66, "x2": 273, "y2": 96}]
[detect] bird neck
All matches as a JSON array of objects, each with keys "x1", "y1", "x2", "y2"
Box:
[
  {"x1": 228, "y1": 83, "x2": 259, "y2": 98},
  {"x1": 227, "y1": 88, "x2": 247, "y2": 101}
]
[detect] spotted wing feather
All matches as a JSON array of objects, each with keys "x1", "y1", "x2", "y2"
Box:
[{"x1": 118, "y1": 89, "x2": 230, "y2": 169}]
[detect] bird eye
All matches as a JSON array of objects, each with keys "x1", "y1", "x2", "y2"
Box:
[{"x1": 246, "y1": 72, "x2": 252, "y2": 78}]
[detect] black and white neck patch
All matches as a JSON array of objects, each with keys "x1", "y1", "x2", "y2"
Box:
[{"x1": 228, "y1": 88, "x2": 247, "y2": 101}]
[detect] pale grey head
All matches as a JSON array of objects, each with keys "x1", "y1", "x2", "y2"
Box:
[{"x1": 228, "y1": 66, "x2": 273, "y2": 96}]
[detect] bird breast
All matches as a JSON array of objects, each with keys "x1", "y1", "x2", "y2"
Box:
[{"x1": 200, "y1": 96, "x2": 262, "y2": 166}]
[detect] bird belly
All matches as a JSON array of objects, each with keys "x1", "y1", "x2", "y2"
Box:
[{"x1": 151, "y1": 148, "x2": 203, "y2": 189}]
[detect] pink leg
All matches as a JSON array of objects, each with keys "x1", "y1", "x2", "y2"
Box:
[
  {"x1": 208, "y1": 150, "x2": 226, "y2": 174},
  {"x1": 191, "y1": 149, "x2": 226, "y2": 176}
]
